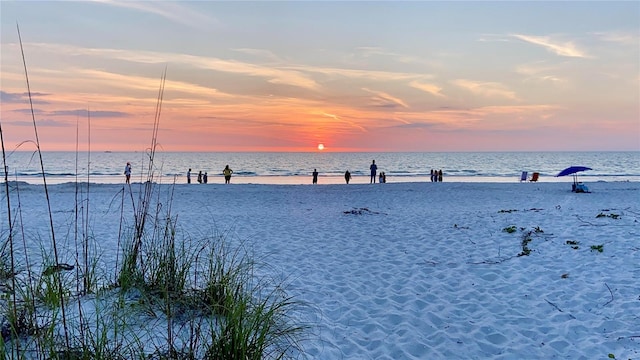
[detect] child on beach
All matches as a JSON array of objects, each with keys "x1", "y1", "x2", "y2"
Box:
[{"x1": 187, "y1": 168, "x2": 191, "y2": 184}]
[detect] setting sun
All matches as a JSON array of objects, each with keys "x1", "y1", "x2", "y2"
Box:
[{"x1": 317, "y1": 143, "x2": 325, "y2": 151}]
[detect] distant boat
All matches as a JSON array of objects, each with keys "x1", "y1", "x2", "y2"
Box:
[{"x1": 105, "y1": 151, "x2": 112, "y2": 153}]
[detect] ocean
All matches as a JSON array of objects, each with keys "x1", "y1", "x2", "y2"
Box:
[{"x1": 2, "y1": 151, "x2": 639, "y2": 185}]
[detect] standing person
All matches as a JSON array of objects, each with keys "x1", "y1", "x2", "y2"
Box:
[
  {"x1": 197, "y1": 171, "x2": 203, "y2": 184},
  {"x1": 187, "y1": 168, "x2": 192, "y2": 184},
  {"x1": 438, "y1": 169, "x2": 443, "y2": 182},
  {"x1": 379, "y1": 172, "x2": 384, "y2": 184},
  {"x1": 344, "y1": 170, "x2": 351, "y2": 184},
  {"x1": 223, "y1": 165, "x2": 233, "y2": 184},
  {"x1": 203, "y1": 172, "x2": 208, "y2": 184},
  {"x1": 430, "y1": 169, "x2": 435, "y2": 182},
  {"x1": 382, "y1": 172, "x2": 387, "y2": 183},
  {"x1": 370, "y1": 160, "x2": 377, "y2": 184},
  {"x1": 312, "y1": 169, "x2": 318, "y2": 184},
  {"x1": 124, "y1": 162, "x2": 132, "y2": 184}
]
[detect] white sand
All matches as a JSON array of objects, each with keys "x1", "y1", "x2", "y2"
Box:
[{"x1": 3, "y1": 180, "x2": 640, "y2": 359}]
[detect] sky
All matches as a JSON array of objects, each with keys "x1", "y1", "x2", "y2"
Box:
[{"x1": 1, "y1": 1, "x2": 639, "y2": 152}]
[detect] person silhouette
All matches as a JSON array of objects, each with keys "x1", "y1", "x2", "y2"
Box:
[
  {"x1": 344, "y1": 170, "x2": 351, "y2": 184},
  {"x1": 370, "y1": 160, "x2": 377, "y2": 184},
  {"x1": 124, "y1": 162, "x2": 131, "y2": 184},
  {"x1": 312, "y1": 169, "x2": 318, "y2": 184},
  {"x1": 223, "y1": 165, "x2": 233, "y2": 184},
  {"x1": 203, "y1": 172, "x2": 208, "y2": 184},
  {"x1": 187, "y1": 168, "x2": 192, "y2": 184},
  {"x1": 197, "y1": 171, "x2": 203, "y2": 184}
]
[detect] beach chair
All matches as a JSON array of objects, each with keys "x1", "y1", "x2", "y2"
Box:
[
  {"x1": 520, "y1": 171, "x2": 528, "y2": 182},
  {"x1": 575, "y1": 183, "x2": 590, "y2": 193},
  {"x1": 529, "y1": 172, "x2": 539, "y2": 182}
]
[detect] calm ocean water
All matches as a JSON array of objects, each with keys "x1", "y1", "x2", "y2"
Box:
[{"x1": 2, "y1": 151, "x2": 639, "y2": 185}]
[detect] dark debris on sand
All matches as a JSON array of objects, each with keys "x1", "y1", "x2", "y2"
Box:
[{"x1": 343, "y1": 207, "x2": 385, "y2": 215}]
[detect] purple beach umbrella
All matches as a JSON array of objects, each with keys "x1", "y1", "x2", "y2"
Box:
[
  {"x1": 556, "y1": 166, "x2": 592, "y2": 191},
  {"x1": 556, "y1": 166, "x2": 593, "y2": 177}
]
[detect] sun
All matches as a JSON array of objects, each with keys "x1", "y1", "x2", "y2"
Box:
[{"x1": 317, "y1": 143, "x2": 325, "y2": 151}]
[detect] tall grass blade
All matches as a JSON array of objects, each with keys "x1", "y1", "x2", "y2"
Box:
[{"x1": 16, "y1": 22, "x2": 70, "y2": 349}]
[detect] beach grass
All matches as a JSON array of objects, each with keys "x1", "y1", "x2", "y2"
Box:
[{"x1": 0, "y1": 37, "x2": 307, "y2": 359}]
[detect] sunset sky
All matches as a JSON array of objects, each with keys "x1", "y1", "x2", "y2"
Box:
[{"x1": 1, "y1": 1, "x2": 638, "y2": 152}]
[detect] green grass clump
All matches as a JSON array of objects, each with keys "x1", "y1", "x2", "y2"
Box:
[
  {"x1": 518, "y1": 232, "x2": 532, "y2": 257},
  {"x1": 502, "y1": 225, "x2": 517, "y2": 233},
  {"x1": 501, "y1": 226, "x2": 545, "y2": 257}
]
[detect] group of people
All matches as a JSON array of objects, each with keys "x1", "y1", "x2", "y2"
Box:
[
  {"x1": 125, "y1": 163, "x2": 235, "y2": 184},
  {"x1": 185, "y1": 165, "x2": 233, "y2": 184},
  {"x1": 187, "y1": 169, "x2": 208, "y2": 184},
  {"x1": 314, "y1": 160, "x2": 439, "y2": 184},
  {"x1": 125, "y1": 161, "x2": 442, "y2": 185},
  {"x1": 314, "y1": 160, "x2": 384, "y2": 185},
  {"x1": 430, "y1": 169, "x2": 443, "y2": 182},
  {"x1": 369, "y1": 160, "x2": 386, "y2": 183}
]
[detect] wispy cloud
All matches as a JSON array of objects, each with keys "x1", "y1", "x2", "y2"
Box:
[
  {"x1": 321, "y1": 112, "x2": 368, "y2": 132},
  {"x1": 1, "y1": 90, "x2": 51, "y2": 104},
  {"x1": 49, "y1": 109, "x2": 131, "y2": 118},
  {"x1": 15, "y1": 42, "x2": 433, "y2": 93},
  {"x1": 511, "y1": 34, "x2": 588, "y2": 58},
  {"x1": 287, "y1": 64, "x2": 422, "y2": 83},
  {"x1": 232, "y1": 48, "x2": 281, "y2": 62},
  {"x1": 476, "y1": 104, "x2": 559, "y2": 115},
  {"x1": 452, "y1": 79, "x2": 518, "y2": 101},
  {"x1": 515, "y1": 63, "x2": 565, "y2": 84},
  {"x1": 593, "y1": 31, "x2": 640, "y2": 46},
  {"x1": 1, "y1": 91, "x2": 24, "y2": 103},
  {"x1": 90, "y1": 0, "x2": 217, "y2": 30},
  {"x1": 362, "y1": 88, "x2": 409, "y2": 108},
  {"x1": 76, "y1": 68, "x2": 234, "y2": 100},
  {"x1": 355, "y1": 47, "x2": 420, "y2": 64},
  {"x1": 27, "y1": 43, "x2": 321, "y2": 91},
  {"x1": 409, "y1": 81, "x2": 446, "y2": 98},
  {"x1": 11, "y1": 108, "x2": 44, "y2": 115},
  {"x1": 322, "y1": 112, "x2": 339, "y2": 121},
  {"x1": 4, "y1": 119, "x2": 72, "y2": 127},
  {"x1": 477, "y1": 34, "x2": 511, "y2": 43}
]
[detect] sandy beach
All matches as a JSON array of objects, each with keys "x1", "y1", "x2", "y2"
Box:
[{"x1": 2, "y1": 180, "x2": 639, "y2": 359}]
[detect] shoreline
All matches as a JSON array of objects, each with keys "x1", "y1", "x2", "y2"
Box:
[{"x1": 3, "y1": 174, "x2": 638, "y2": 186}]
